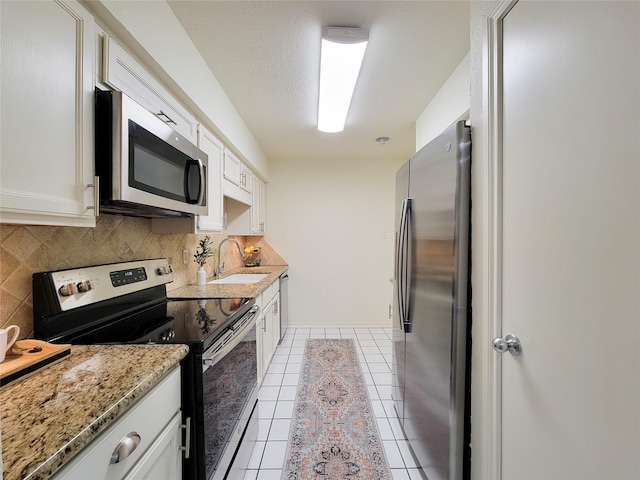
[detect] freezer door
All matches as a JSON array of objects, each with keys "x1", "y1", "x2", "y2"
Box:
[{"x1": 403, "y1": 121, "x2": 471, "y2": 480}]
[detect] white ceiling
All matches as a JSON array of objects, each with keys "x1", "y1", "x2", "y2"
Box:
[{"x1": 167, "y1": 1, "x2": 470, "y2": 164}]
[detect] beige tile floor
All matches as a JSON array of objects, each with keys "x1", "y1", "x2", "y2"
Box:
[{"x1": 242, "y1": 327, "x2": 426, "y2": 480}]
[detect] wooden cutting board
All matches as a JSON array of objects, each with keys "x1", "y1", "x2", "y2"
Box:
[{"x1": 0, "y1": 339, "x2": 71, "y2": 388}]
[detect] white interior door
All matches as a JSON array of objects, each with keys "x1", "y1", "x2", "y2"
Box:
[{"x1": 499, "y1": 1, "x2": 640, "y2": 478}]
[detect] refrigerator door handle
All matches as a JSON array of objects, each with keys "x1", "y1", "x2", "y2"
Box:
[
  {"x1": 397, "y1": 198, "x2": 412, "y2": 331},
  {"x1": 396, "y1": 199, "x2": 407, "y2": 328},
  {"x1": 395, "y1": 199, "x2": 406, "y2": 328},
  {"x1": 402, "y1": 198, "x2": 412, "y2": 332}
]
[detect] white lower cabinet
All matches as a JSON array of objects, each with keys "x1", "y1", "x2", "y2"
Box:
[
  {"x1": 0, "y1": 0, "x2": 97, "y2": 227},
  {"x1": 53, "y1": 367, "x2": 183, "y2": 480},
  {"x1": 123, "y1": 413, "x2": 182, "y2": 480},
  {"x1": 256, "y1": 281, "x2": 281, "y2": 385},
  {"x1": 256, "y1": 313, "x2": 266, "y2": 386},
  {"x1": 270, "y1": 292, "x2": 281, "y2": 355}
]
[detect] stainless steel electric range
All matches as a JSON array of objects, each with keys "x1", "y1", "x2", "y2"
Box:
[{"x1": 32, "y1": 258, "x2": 259, "y2": 480}]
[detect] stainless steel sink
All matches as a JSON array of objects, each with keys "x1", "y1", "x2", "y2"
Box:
[{"x1": 208, "y1": 273, "x2": 269, "y2": 284}]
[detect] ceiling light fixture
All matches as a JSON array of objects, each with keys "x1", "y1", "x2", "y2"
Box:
[
  {"x1": 376, "y1": 136, "x2": 390, "y2": 146},
  {"x1": 317, "y1": 26, "x2": 369, "y2": 133}
]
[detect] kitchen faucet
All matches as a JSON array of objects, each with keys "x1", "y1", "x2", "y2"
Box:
[{"x1": 216, "y1": 238, "x2": 245, "y2": 278}]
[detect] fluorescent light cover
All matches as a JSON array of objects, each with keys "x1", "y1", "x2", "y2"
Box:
[{"x1": 318, "y1": 27, "x2": 368, "y2": 133}]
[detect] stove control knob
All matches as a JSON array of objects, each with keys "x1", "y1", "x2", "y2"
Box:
[
  {"x1": 156, "y1": 266, "x2": 173, "y2": 276},
  {"x1": 161, "y1": 329, "x2": 175, "y2": 341},
  {"x1": 58, "y1": 283, "x2": 78, "y2": 297},
  {"x1": 77, "y1": 280, "x2": 93, "y2": 293}
]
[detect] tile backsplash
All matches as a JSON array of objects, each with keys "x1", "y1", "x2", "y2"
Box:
[{"x1": 0, "y1": 215, "x2": 285, "y2": 339}]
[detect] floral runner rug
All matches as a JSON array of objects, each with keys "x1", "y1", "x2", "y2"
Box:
[{"x1": 282, "y1": 338, "x2": 392, "y2": 480}]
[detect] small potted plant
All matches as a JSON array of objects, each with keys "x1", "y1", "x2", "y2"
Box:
[{"x1": 194, "y1": 235, "x2": 213, "y2": 285}]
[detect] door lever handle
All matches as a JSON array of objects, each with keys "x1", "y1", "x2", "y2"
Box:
[{"x1": 492, "y1": 334, "x2": 521, "y2": 356}]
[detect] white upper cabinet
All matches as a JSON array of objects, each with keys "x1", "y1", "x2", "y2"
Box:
[
  {"x1": 102, "y1": 37, "x2": 198, "y2": 144},
  {"x1": 241, "y1": 164, "x2": 253, "y2": 195},
  {"x1": 223, "y1": 149, "x2": 242, "y2": 188},
  {"x1": 251, "y1": 177, "x2": 266, "y2": 234},
  {"x1": 0, "y1": 0, "x2": 97, "y2": 227},
  {"x1": 195, "y1": 127, "x2": 224, "y2": 233},
  {"x1": 224, "y1": 172, "x2": 267, "y2": 236},
  {"x1": 222, "y1": 149, "x2": 252, "y2": 206}
]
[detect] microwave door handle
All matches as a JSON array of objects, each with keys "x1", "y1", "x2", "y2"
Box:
[
  {"x1": 185, "y1": 159, "x2": 205, "y2": 205},
  {"x1": 195, "y1": 158, "x2": 205, "y2": 204}
]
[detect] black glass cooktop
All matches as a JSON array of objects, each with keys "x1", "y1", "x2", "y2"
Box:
[{"x1": 63, "y1": 297, "x2": 252, "y2": 353}]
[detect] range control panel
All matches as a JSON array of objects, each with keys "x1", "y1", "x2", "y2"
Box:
[
  {"x1": 45, "y1": 258, "x2": 174, "y2": 312},
  {"x1": 109, "y1": 267, "x2": 148, "y2": 287}
]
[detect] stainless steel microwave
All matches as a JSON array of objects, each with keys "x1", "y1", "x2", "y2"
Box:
[{"x1": 95, "y1": 89, "x2": 208, "y2": 218}]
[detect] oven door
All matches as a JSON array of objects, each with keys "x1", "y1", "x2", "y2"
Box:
[{"x1": 200, "y1": 305, "x2": 259, "y2": 480}]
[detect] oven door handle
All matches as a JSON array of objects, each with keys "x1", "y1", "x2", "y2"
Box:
[{"x1": 202, "y1": 306, "x2": 259, "y2": 368}]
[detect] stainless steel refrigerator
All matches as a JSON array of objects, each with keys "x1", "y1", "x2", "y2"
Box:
[{"x1": 392, "y1": 120, "x2": 471, "y2": 480}]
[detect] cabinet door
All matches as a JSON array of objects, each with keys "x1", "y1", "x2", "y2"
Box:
[
  {"x1": 270, "y1": 293, "x2": 281, "y2": 353},
  {"x1": 0, "y1": 0, "x2": 96, "y2": 227},
  {"x1": 223, "y1": 149, "x2": 252, "y2": 206},
  {"x1": 251, "y1": 177, "x2": 266, "y2": 234},
  {"x1": 261, "y1": 299, "x2": 274, "y2": 374},
  {"x1": 196, "y1": 127, "x2": 224, "y2": 233},
  {"x1": 103, "y1": 37, "x2": 198, "y2": 143},
  {"x1": 123, "y1": 413, "x2": 182, "y2": 480},
  {"x1": 256, "y1": 313, "x2": 266, "y2": 385},
  {"x1": 52, "y1": 368, "x2": 181, "y2": 480},
  {"x1": 240, "y1": 165, "x2": 253, "y2": 194},
  {"x1": 223, "y1": 149, "x2": 242, "y2": 187}
]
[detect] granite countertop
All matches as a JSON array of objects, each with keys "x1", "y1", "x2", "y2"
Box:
[
  {"x1": 0, "y1": 344, "x2": 189, "y2": 480},
  {"x1": 168, "y1": 265, "x2": 288, "y2": 299}
]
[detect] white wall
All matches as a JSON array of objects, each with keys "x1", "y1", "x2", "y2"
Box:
[
  {"x1": 415, "y1": 52, "x2": 470, "y2": 149},
  {"x1": 266, "y1": 154, "x2": 403, "y2": 328},
  {"x1": 265, "y1": 44, "x2": 472, "y2": 330}
]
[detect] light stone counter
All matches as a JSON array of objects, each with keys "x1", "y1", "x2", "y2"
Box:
[
  {"x1": 0, "y1": 344, "x2": 189, "y2": 480},
  {"x1": 168, "y1": 265, "x2": 288, "y2": 299}
]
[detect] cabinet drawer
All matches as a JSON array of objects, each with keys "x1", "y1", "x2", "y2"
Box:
[
  {"x1": 53, "y1": 367, "x2": 181, "y2": 480},
  {"x1": 262, "y1": 283, "x2": 274, "y2": 304},
  {"x1": 262, "y1": 280, "x2": 280, "y2": 305}
]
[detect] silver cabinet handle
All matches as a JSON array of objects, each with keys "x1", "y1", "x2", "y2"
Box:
[
  {"x1": 109, "y1": 432, "x2": 141, "y2": 464},
  {"x1": 156, "y1": 110, "x2": 177, "y2": 125},
  {"x1": 86, "y1": 175, "x2": 100, "y2": 217},
  {"x1": 180, "y1": 417, "x2": 191, "y2": 459},
  {"x1": 492, "y1": 334, "x2": 522, "y2": 356}
]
